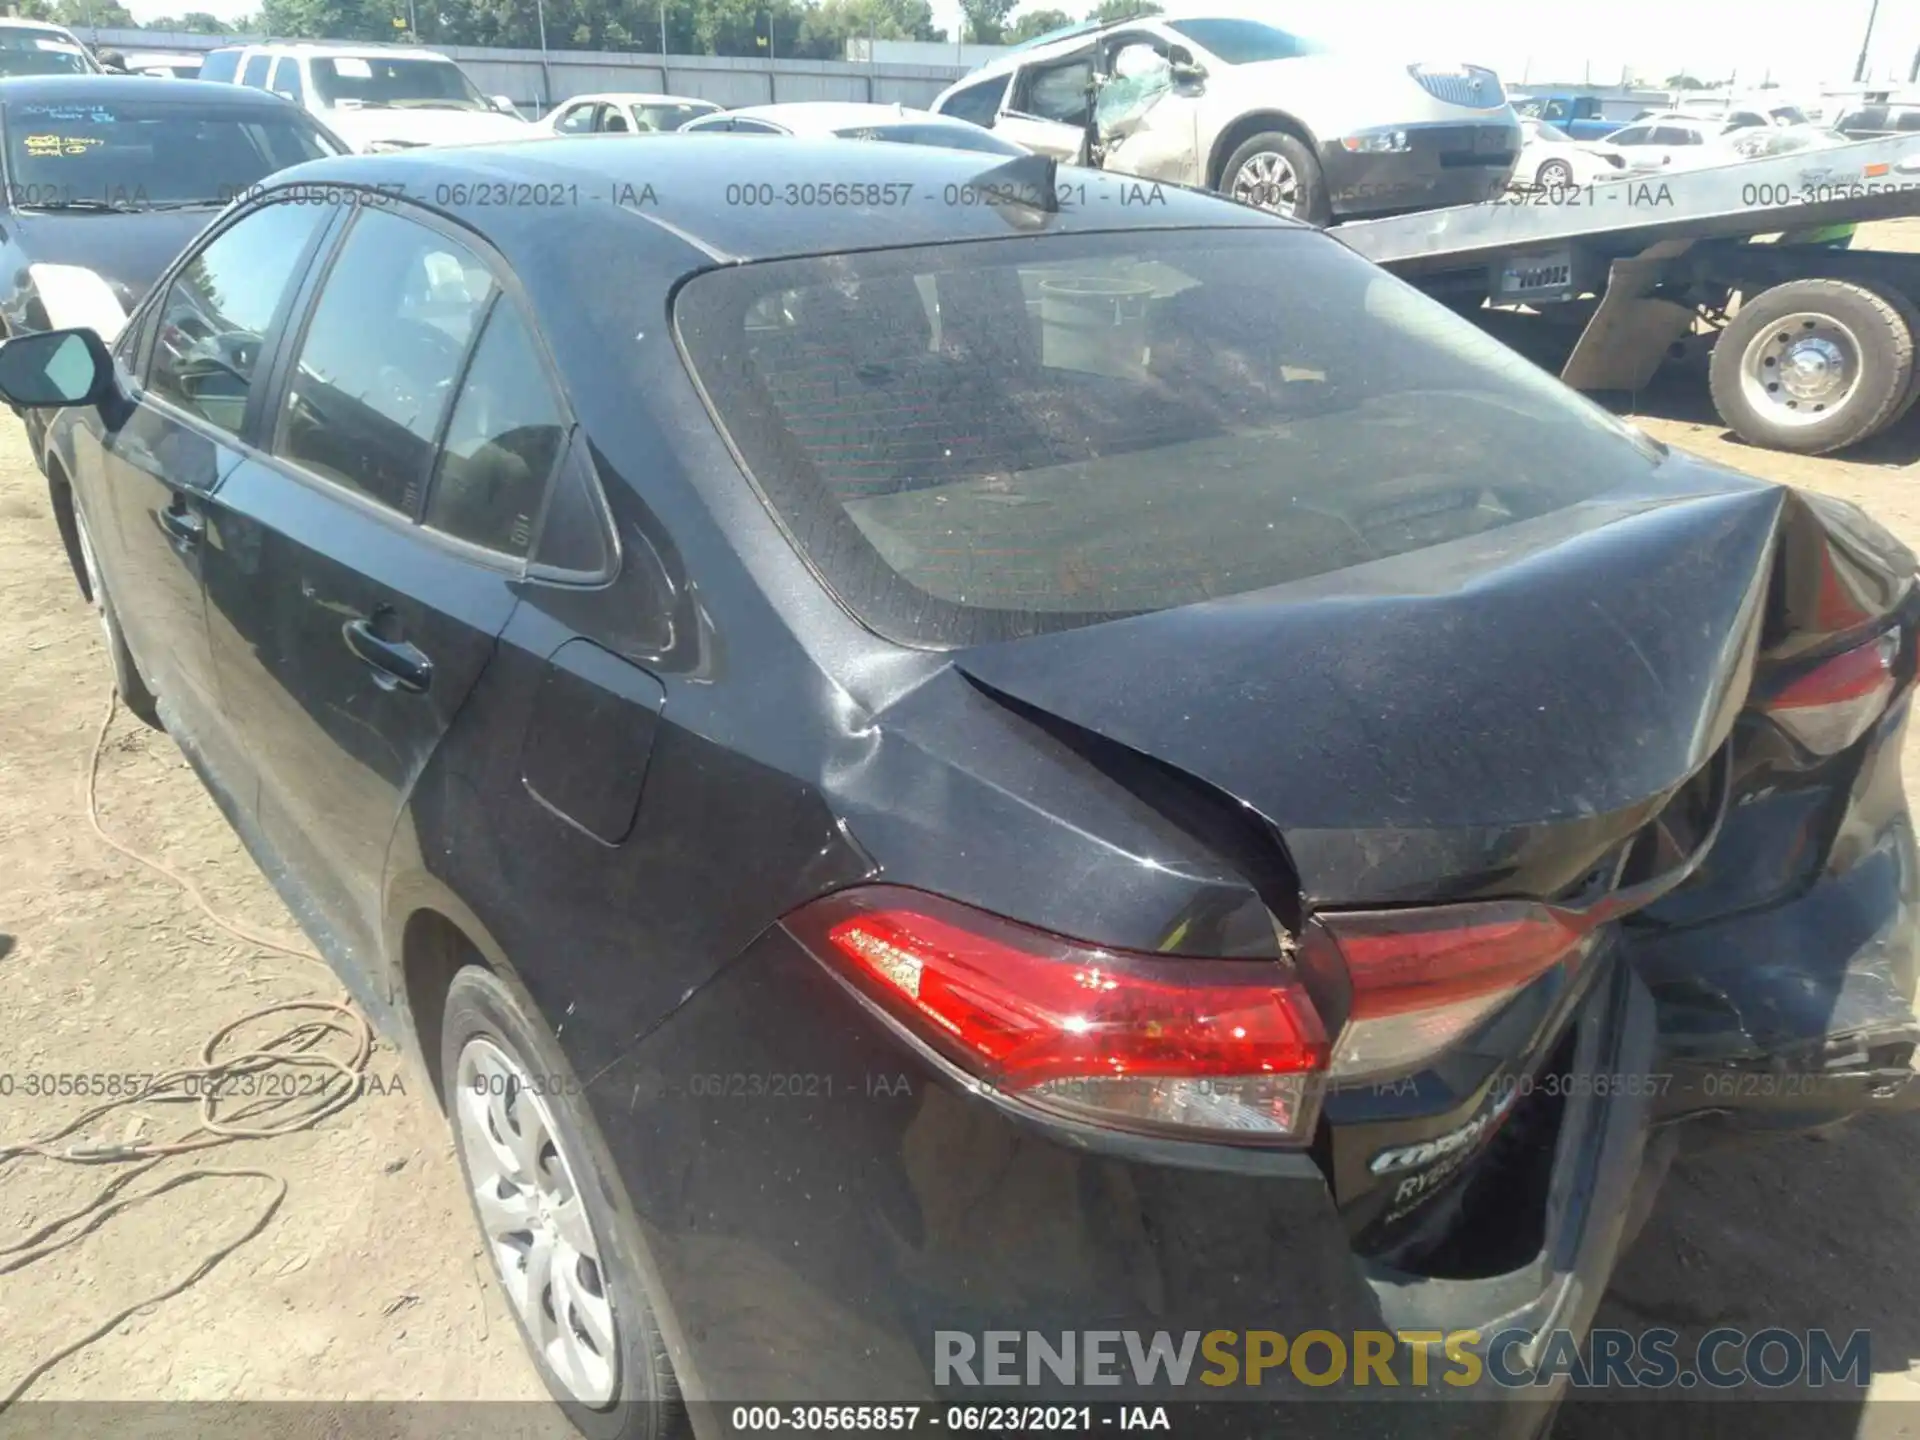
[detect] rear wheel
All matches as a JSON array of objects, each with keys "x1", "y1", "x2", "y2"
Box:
[
  {"x1": 1221, "y1": 131, "x2": 1330, "y2": 225},
  {"x1": 1708, "y1": 278, "x2": 1916, "y2": 453},
  {"x1": 73, "y1": 504, "x2": 161, "y2": 730},
  {"x1": 441, "y1": 965, "x2": 684, "y2": 1439}
]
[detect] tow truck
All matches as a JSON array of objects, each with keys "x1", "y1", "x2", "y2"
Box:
[{"x1": 1326, "y1": 132, "x2": 1920, "y2": 453}]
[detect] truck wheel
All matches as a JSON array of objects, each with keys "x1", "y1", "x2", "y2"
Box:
[
  {"x1": 1708, "y1": 279, "x2": 1916, "y2": 454},
  {"x1": 1221, "y1": 132, "x2": 1330, "y2": 225}
]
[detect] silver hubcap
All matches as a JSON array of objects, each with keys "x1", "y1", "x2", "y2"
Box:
[
  {"x1": 455, "y1": 1038, "x2": 618, "y2": 1406},
  {"x1": 1539, "y1": 161, "x2": 1572, "y2": 186},
  {"x1": 1231, "y1": 151, "x2": 1300, "y2": 214},
  {"x1": 1739, "y1": 312, "x2": 1863, "y2": 427}
]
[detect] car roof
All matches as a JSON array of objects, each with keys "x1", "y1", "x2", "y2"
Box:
[
  {"x1": 561, "y1": 92, "x2": 716, "y2": 107},
  {"x1": 705, "y1": 101, "x2": 961, "y2": 132},
  {"x1": 273, "y1": 134, "x2": 1288, "y2": 269},
  {"x1": 0, "y1": 74, "x2": 288, "y2": 105},
  {"x1": 960, "y1": 14, "x2": 1173, "y2": 81},
  {"x1": 240, "y1": 43, "x2": 454, "y2": 62}
]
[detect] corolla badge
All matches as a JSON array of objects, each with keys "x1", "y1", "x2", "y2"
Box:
[{"x1": 1368, "y1": 1081, "x2": 1521, "y2": 1176}]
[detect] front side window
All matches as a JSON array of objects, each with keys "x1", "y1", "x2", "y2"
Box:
[
  {"x1": 276, "y1": 209, "x2": 494, "y2": 513},
  {"x1": 554, "y1": 102, "x2": 597, "y2": 134},
  {"x1": 2, "y1": 99, "x2": 336, "y2": 210},
  {"x1": 147, "y1": 201, "x2": 328, "y2": 443},
  {"x1": 310, "y1": 56, "x2": 488, "y2": 112},
  {"x1": 676, "y1": 230, "x2": 1660, "y2": 648},
  {"x1": 424, "y1": 302, "x2": 568, "y2": 556},
  {"x1": 940, "y1": 75, "x2": 1010, "y2": 129}
]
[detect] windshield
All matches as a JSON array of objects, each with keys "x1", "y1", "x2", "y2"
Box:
[
  {"x1": 1165, "y1": 18, "x2": 1329, "y2": 64},
  {"x1": 676, "y1": 230, "x2": 1659, "y2": 647},
  {"x1": 0, "y1": 30, "x2": 94, "y2": 77},
  {"x1": 310, "y1": 55, "x2": 487, "y2": 110},
  {"x1": 1530, "y1": 120, "x2": 1573, "y2": 143},
  {"x1": 835, "y1": 121, "x2": 1027, "y2": 155},
  {"x1": 635, "y1": 101, "x2": 716, "y2": 131},
  {"x1": 3, "y1": 100, "x2": 336, "y2": 208}
]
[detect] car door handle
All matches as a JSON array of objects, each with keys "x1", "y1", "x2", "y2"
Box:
[
  {"x1": 159, "y1": 504, "x2": 204, "y2": 548},
  {"x1": 342, "y1": 619, "x2": 433, "y2": 694}
]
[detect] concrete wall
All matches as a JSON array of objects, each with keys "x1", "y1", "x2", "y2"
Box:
[{"x1": 90, "y1": 28, "x2": 973, "y2": 113}]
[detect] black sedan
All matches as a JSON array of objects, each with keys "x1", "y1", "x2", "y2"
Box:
[
  {"x1": 0, "y1": 76, "x2": 342, "y2": 451},
  {"x1": 3, "y1": 137, "x2": 1916, "y2": 1433}
]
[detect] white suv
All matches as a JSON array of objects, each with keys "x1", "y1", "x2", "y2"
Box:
[
  {"x1": 933, "y1": 15, "x2": 1519, "y2": 224},
  {"x1": 226, "y1": 43, "x2": 529, "y2": 152}
]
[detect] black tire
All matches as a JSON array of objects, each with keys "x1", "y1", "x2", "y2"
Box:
[
  {"x1": 1219, "y1": 130, "x2": 1330, "y2": 225},
  {"x1": 1858, "y1": 278, "x2": 1920, "y2": 430},
  {"x1": 1535, "y1": 158, "x2": 1575, "y2": 188},
  {"x1": 72, "y1": 500, "x2": 162, "y2": 730},
  {"x1": 1708, "y1": 278, "x2": 1915, "y2": 454},
  {"x1": 440, "y1": 965, "x2": 684, "y2": 1440}
]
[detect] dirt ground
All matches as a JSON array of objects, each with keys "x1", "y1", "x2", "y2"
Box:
[{"x1": 5, "y1": 228, "x2": 1920, "y2": 1439}]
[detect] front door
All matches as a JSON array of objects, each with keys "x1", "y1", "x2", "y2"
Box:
[
  {"x1": 81, "y1": 199, "x2": 334, "y2": 789},
  {"x1": 997, "y1": 46, "x2": 1095, "y2": 162}
]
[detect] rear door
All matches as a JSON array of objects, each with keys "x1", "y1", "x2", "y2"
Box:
[
  {"x1": 200, "y1": 201, "x2": 560, "y2": 971},
  {"x1": 80, "y1": 197, "x2": 334, "y2": 791},
  {"x1": 997, "y1": 45, "x2": 1095, "y2": 161}
]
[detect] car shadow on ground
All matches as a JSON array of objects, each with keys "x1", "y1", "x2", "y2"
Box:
[
  {"x1": 1552, "y1": 1110, "x2": 1920, "y2": 1437},
  {"x1": 1621, "y1": 358, "x2": 1920, "y2": 470}
]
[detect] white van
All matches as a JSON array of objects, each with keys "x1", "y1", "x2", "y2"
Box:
[{"x1": 226, "y1": 43, "x2": 529, "y2": 152}]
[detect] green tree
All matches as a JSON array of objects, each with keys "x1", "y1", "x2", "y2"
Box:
[
  {"x1": 1085, "y1": 0, "x2": 1159, "y2": 19},
  {"x1": 958, "y1": 0, "x2": 1015, "y2": 43},
  {"x1": 259, "y1": 0, "x2": 403, "y2": 41},
  {"x1": 1007, "y1": 6, "x2": 1070, "y2": 42},
  {"x1": 799, "y1": 0, "x2": 938, "y2": 55},
  {"x1": 1664, "y1": 72, "x2": 1707, "y2": 90},
  {"x1": 50, "y1": 0, "x2": 137, "y2": 24}
]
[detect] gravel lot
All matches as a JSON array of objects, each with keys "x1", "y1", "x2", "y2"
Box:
[{"x1": 3, "y1": 229, "x2": 1920, "y2": 1437}]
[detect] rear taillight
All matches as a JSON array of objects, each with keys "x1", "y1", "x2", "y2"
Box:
[
  {"x1": 786, "y1": 887, "x2": 1590, "y2": 1144},
  {"x1": 1304, "y1": 905, "x2": 1586, "y2": 1080},
  {"x1": 1761, "y1": 630, "x2": 1901, "y2": 755},
  {"x1": 785, "y1": 887, "x2": 1328, "y2": 1142}
]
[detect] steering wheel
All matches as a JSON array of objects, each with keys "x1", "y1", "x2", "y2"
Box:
[{"x1": 370, "y1": 319, "x2": 465, "y2": 426}]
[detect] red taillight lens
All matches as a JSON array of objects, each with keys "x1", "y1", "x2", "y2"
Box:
[
  {"x1": 1762, "y1": 630, "x2": 1900, "y2": 755},
  {"x1": 785, "y1": 887, "x2": 1329, "y2": 1142},
  {"x1": 1307, "y1": 903, "x2": 1587, "y2": 1081}
]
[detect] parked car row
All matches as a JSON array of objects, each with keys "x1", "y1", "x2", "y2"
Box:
[{"x1": 0, "y1": 28, "x2": 1917, "y2": 1440}]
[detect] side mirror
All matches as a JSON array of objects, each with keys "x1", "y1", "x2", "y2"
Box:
[
  {"x1": 0, "y1": 328, "x2": 115, "y2": 409},
  {"x1": 1168, "y1": 49, "x2": 1206, "y2": 83},
  {"x1": 491, "y1": 95, "x2": 521, "y2": 117}
]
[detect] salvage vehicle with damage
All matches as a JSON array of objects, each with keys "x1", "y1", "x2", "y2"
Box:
[{"x1": 3, "y1": 137, "x2": 1915, "y2": 1438}]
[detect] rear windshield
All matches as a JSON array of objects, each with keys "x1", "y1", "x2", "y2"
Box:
[
  {"x1": 675, "y1": 229, "x2": 1660, "y2": 648},
  {"x1": 0, "y1": 30, "x2": 93, "y2": 77},
  {"x1": 3, "y1": 100, "x2": 337, "y2": 207}
]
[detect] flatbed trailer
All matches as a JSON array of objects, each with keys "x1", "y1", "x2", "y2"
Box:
[{"x1": 1327, "y1": 133, "x2": 1920, "y2": 453}]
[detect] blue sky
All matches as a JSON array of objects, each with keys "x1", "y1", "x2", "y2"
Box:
[{"x1": 121, "y1": 0, "x2": 1908, "y2": 89}]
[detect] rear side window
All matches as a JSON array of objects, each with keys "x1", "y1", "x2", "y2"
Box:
[
  {"x1": 1013, "y1": 51, "x2": 1094, "y2": 125},
  {"x1": 276, "y1": 209, "x2": 494, "y2": 513},
  {"x1": 1608, "y1": 126, "x2": 1650, "y2": 145},
  {"x1": 424, "y1": 302, "x2": 567, "y2": 556},
  {"x1": 200, "y1": 49, "x2": 240, "y2": 83},
  {"x1": 270, "y1": 57, "x2": 304, "y2": 103},
  {"x1": 940, "y1": 75, "x2": 1009, "y2": 128},
  {"x1": 148, "y1": 200, "x2": 328, "y2": 443},
  {"x1": 554, "y1": 101, "x2": 597, "y2": 134},
  {"x1": 675, "y1": 230, "x2": 1660, "y2": 647},
  {"x1": 241, "y1": 53, "x2": 270, "y2": 87}
]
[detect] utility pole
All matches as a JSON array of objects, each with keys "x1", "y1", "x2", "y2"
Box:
[
  {"x1": 1855, "y1": 0, "x2": 1881, "y2": 83},
  {"x1": 533, "y1": 0, "x2": 550, "y2": 112},
  {"x1": 659, "y1": 1, "x2": 669, "y2": 92}
]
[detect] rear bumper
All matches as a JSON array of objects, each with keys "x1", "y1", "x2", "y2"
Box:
[
  {"x1": 576, "y1": 928, "x2": 1664, "y2": 1435},
  {"x1": 1629, "y1": 816, "x2": 1920, "y2": 1139},
  {"x1": 1321, "y1": 122, "x2": 1517, "y2": 218}
]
